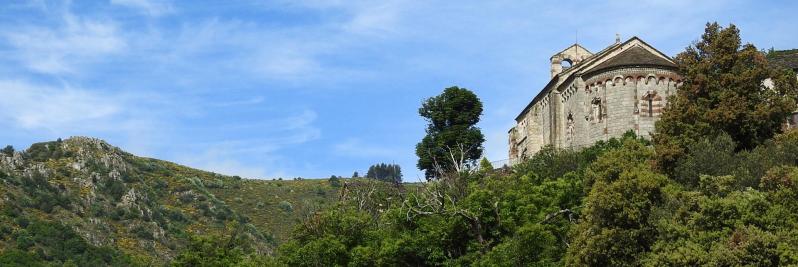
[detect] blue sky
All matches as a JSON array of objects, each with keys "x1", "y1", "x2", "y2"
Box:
[{"x1": 0, "y1": 1, "x2": 796, "y2": 181}]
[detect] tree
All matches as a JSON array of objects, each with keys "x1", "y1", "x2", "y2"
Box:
[
  {"x1": 172, "y1": 235, "x2": 244, "y2": 267},
  {"x1": 416, "y1": 86, "x2": 485, "y2": 179},
  {"x1": 654, "y1": 22, "x2": 798, "y2": 174},
  {"x1": 478, "y1": 157, "x2": 493, "y2": 173},
  {"x1": 329, "y1": 175, "x2": 342, "y2": 187},
  {"x1": 1, "y1": 145, "x2": 14, "y2": 157},
  {"x1": 352, "y1": 171, "x2": 359, "y2": 178},
  {"x1": 365, "y1": 163, "x2": 402, "y2": 184},
  {"x1": 567, "y1": 141, "x2": 667, "y2": 266}
]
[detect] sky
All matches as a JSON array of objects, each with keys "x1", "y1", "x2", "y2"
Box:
[{"x1": 0, "y1": 0, "x2": 796, "y2": 182}]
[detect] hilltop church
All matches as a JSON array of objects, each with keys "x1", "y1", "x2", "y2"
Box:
[{"x1": 508, "y1": 36, "x2": 682, "y2": 163}]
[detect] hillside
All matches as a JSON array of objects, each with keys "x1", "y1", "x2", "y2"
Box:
[{"x1": 0, "y1": 137, "x2": 339, "y2": 265}]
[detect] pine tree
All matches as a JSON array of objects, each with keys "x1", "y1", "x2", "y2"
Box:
[{"x1": 653, "y1": 22, "x2": 798, "y2": 174}]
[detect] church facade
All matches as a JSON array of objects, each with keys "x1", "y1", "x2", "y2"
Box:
[{"x1": 508, "y1": 37, "x2": 682, "y2": 163}]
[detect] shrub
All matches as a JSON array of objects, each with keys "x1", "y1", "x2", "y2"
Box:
[
  {"x1": 101, "y1": 179, "x2": 127, "y2": 201},
  {"x1": 1, "y1": 145, "x2": 13, "y2": 157},
  {"x1": 166, "y1": 209, "x2": 188, "y2": 223},
  {"x1": 132, "y1": 225, "x2": 153, "y2": 240},
  {"x1": 278, "y1": 201, "x2": 293, "y2": 213},
  {"x1": 315, "y1": 187, "x2": 327, "y2": 196},
  {"x1": 673, "y1": 133, "x2": 738, "y2": 188},
  {"x1": 328, "y1": 176, "x2": 342, "y2": 187},
  {"x1": 15, "y1": 230, "x2": 34, "y2": 249}
]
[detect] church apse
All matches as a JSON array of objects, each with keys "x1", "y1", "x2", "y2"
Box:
[{"x1": 509, "y1": 36, "x2": 681, "y2": 164}]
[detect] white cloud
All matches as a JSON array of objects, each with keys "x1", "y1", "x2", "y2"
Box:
[
  {"x1": 2, "y1": 11, "x2": 126, "y2": 74},
  {"x1": 0, "y1": 79, "x2": 177, "y2": 158},
  {"x1": 0, "y1": 80, "x2": 122, "y2": 131},
  {"x1": 252, "y1": 46, "x2": 322, "y2": 78},
  {"x1": 209, "y1": 96, "x2": 266, "y2": 107},
  {"x1": 111, "y1": 0, "x2": 174, "y2": 16},
  {"x1": 340, "y1": 2, "x2": 404, "y2": 37},
  {"x1": 172, "y1": 109, "x2": 321, "y2": 179},
  {"x1": 176, "y1": 144, "x2": 272, "y2": 179}
]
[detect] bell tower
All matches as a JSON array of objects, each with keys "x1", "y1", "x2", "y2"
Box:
[{"x1": 550, "y1": 44, "x2": 592, "y2": 77}]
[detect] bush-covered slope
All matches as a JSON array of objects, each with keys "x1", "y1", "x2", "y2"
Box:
[
  {"x1": 0, "y1": 137, "x2": 338, "y2": 265},
  {"x1": 208, "y1": 179, "x2": 340, "y2": 242}
]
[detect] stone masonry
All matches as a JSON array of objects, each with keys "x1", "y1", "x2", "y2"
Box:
[{"x1": 509, "y1": 37, "x2": 682, "y2": 163}]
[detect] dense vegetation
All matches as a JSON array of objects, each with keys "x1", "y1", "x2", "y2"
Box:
[
  {"x1": 365, "y1": 163, "x2": 403, "y2": 184},
  {"x1": 0, "y1": 138, "x2": 340, "y2": 266},
  {"x1": 271, "y1": 23, "x2": 798, "y2": 266}
]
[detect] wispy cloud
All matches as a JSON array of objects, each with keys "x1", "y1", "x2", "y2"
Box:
[
  {"x1": 209, "y1": 96, "x2": 266, "y2": 108},
  {"x1": 0, "y1": 80, "x2": 124, "y2": 132},
  {"x1": 110, "y1": 0, "x2": 174, "y2": 16},
  {"x1": 171, "y1": 109, "x2": 321, "y2": 179},
  {"x1": 339, "y1": 2, "x2": 405, "y2": 37},
  {"x1": 2, "y1": 9, "x2": 126, "y2": 75}
]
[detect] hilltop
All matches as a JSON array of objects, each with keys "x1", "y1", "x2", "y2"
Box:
[{"x1": 0, "y1": 137, "x2": 340, "y2": 265}]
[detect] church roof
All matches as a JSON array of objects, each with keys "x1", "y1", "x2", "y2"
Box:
[
  {"x1": 589, "y1": 45, "x2": 676, "y2": 73},
  {"x1": 514, "y1": 37, "x2": 676, "y2": 122},
  {"x1": 767, "y1": 49, "x2": 798, "y2": 71}
]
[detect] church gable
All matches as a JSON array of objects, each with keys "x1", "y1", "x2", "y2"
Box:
[
  {"x1": 589, "y1": 46, "x2": 676, "y2": 73},
  {"x1": 577, "y1": 37, "x2": 676, "y2": 76}
]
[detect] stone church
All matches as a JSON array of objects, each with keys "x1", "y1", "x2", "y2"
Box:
[{"x1": 508, "y1": 36, "x2": 682, "y2": 163}]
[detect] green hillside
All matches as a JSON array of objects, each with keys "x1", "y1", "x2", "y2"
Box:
[
  {"x1": 0, "y1": 137, "x2": 339, "y2": 265},
  {"x1": 209, "y1": 179, "x2": 340, "y2": 242}
]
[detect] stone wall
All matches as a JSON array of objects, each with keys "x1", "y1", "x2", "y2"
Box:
[{"x1": 510, "y1": 67, "x2": 681, "y2": 161}]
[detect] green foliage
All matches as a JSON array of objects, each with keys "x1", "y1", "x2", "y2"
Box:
[
  {"x1": 172, "y1": 235, "x2": 246, "y2": 267},
  {"x1": 365, "y1": 163, "x2": 402, "y2": 183},
  {"x1": 24, "y1": 141, "x2": 73, "y2": 162},
  {"x1": 0, "y1": 249, "x2": 47, "y2": 267},
  {"x1": 478, "y1": 157, "x2": 493, "y2": 174},
  {"x1": 1, "y1": 145, "x2": 14, "y2": 157},
  {"x1": 328, "y1": 175, "x2": 342, "y2": 187},
  {"x1": 100, "y1": 178, "x2": 127, "y2": 201},
  {"x1": 567, "y1": 142, "x2": 666, "y2": 266},
  {"x1": 277, "y1": 208, "x2": 373, "y2": 266},
  {"x1": 2, "y1": 218, "x2": 133, "y2": 266},
  {"x1": 15, "y1": 172, "x2": 71, "y2": 213},
  {"x1": 131, "y1": 225, "x2": 153, "y2": 240},
  {"x1": 275, "y1": 135, "x2": 635, "y2": 266},
  {"x1": 673, "y1": 133, "x2": 738, "y2": 187},
  {"x1": 416, "y1": 86, "x2": 485, "y2": 179},
  {"x1": 0, "y1": 137, "x2": 301, "y2": 265},
  {"x1": 278, "y1": 201, "x2": 293, "y2": 213},
  {"x1": 273, "y1": 128, "x2": 798, "y2": 266},
  {"x1": 654, "y1": 22, "x2": 798, "y2": 173}
]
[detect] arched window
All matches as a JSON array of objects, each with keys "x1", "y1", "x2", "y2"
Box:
[
  {"x1": 648, "y1": 98, "x2": 653, "y2": 117},
  {"x1": 642, "y1": 91, "x2": 658, "y2": 117},
  {"x1": 561, "y1": 58, "x2": 573, "y2": 69},
  {"x1": 591, "y1": 97, "x2": 602, "y2": 122}
]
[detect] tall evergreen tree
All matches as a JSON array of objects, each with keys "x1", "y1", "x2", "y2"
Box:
[
  {"x1": 654, "y1": 22, "x2": 798, "y2": 173},
  {"x1": 415, "y1": 86, "x2": 485, "y2": 179},
  {"x1": 364, "y1": 163, "x2": 402, "y2": 183}
]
